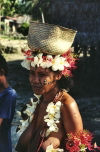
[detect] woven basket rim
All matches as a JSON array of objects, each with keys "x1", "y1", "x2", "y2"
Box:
[{"x1": 29, "y1": 21, "x2": 77, "y2": 34}]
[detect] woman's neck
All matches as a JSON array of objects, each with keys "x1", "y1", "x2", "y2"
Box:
[{"x1": 42, "y1": 85, "x2": 60, "y2": 103}]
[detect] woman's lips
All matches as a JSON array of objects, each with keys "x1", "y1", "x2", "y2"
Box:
[{"x1": 32, "y1": 84, "x2": 43, "y2": 90}]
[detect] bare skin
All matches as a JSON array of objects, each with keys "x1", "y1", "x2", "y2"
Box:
[{"x1": 28, "y1": 66, "x2": 83, "y2": 151}]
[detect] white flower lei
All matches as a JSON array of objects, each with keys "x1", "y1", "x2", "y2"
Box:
[
  {"x1": 21, "y1": 52, "x2": 70, "y2": 71},
  {"x1": 17, "y1": 94, "x2": 62, "y2": 137},
  {"x1": 16, "y1": 94, "x2": 41, "y2": 136},
  {"x1": 44, "y1": 101, "x2": 62, "y2": 137}
]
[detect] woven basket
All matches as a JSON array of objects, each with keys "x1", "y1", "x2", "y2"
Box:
[{"x1": 28, "y1": 22, "x2": 77, "y2": 55}]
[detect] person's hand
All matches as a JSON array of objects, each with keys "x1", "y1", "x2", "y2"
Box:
[{"x1": 42, "y1": 137, "x2": 60, "y2": 151}]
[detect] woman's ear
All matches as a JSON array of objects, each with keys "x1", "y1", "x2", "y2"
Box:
[{"x1": 55, "y1": 72, "x2": 62, "y2": 80}]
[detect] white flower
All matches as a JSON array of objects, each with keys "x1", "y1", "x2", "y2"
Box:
[
  {"x1": 20, "y1": 119, "x2": 29, "y2": 127},
  {"x1": 31, "y1": 56, "x2": 38, "y2": 67},
  {"x1": 49, "y1": 124, "x2": 58, "y2": 132},
  {"x1": 47, "y1": 55, "x2": 53, "y2": 60},
  {"x1": 22, "y1": 52, "x2": 72, "y2": 73},
  {"x1": 24, "y1": 100, "x2": 38, "y2": 116},
  {"x1": 46, "y1": 144, "x2": 64, "y2": 152},
  {"x1": 52, "y1": 57, "x2": 66, "y2": 71},
  {"x1": 46, "y1": 129, "x2": 51, "y2": 137},
  {"x1": 64, "y1": 61, "x2": 70, "y2": 68},
  {"x1": 17, "y1": 97, "x2": 40, "y2": 136},
  {"x1": 37, "y1": 53, "x2": 43, "y2": 67},
  {"x1": 37, "y1": 53, "x2": 43, "y2": 59},
  {"x1": 16, "y1": 111, "x2": 21, "y2": 116},
  {"x1": 44, "y1": 101, "x2": 62, "y2": 136},
  {"x1": 41, "y1": 61, "x2": 52, "y2": 68},
  {"x1": 17, "y1": 119, "x2": 29, "y2": 136},
  {"x1": 21, "y1": 59, "x2": 31, "y2": 70},
  {"x1": 56, "y1": 101, "x2": 62, "y2": 106},
  {"x1": 17, "y1": 95, "x2": 62, "y2": 139},
  {"x1": 52, "y1": 65, "x2": 59, "y2": 71},
  {"x1": 55, "y1": 113, "x2": 60, "y2": 119},
  {"x1": 47, "y1": 119, "x2": 55, "y2": 126}
]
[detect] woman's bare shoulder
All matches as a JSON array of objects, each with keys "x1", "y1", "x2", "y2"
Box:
[
  {"x1": 61, "y1": 90, "x2": 81, "y2": 120},
  {"x1": 62, "y1": 90, "x2": 76, "y2": 105},
  {"x1": 61, "y1": 90, "x2": 83, "y2": 132}
]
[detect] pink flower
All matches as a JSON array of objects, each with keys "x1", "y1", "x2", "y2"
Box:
[
  {"x1": 26, "y1": 57, "x2": 34, "y2": 61},
  {"x1": 62, "y1": 67, "x2": 72, "y2": 77},
  {"x1": 24, "y1": 50, "x2": 32, "y2": 56},
  {"x1": 66, "y1": 130, "x2": 100, "y2": 152}
]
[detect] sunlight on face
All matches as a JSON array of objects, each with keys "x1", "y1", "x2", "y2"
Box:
[{"x1": 29, "y1": 66, "x2": 59, "y2": 95}]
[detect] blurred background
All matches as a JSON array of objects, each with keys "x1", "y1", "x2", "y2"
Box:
[{"x1": 0, "y1": 0, "x2": 100, "y2": 151}]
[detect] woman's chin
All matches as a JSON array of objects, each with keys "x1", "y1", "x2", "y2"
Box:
[{"x1": 32, "y1": 88, "x2": 44, "y2": 95}]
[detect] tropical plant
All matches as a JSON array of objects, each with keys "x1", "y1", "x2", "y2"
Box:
[{"x1": 0, "y1": 0, "x2": 19, "y2": 16}]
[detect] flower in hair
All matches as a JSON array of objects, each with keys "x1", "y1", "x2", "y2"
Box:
[{"x1": 21, "y1": 48, "x2": 77, "y2": 77}]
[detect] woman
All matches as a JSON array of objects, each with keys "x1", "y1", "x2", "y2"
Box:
[
  {"x1": 16, "y1": 22, "x2": 83, "y2": 152},
  {"x1": 0, "y1": 54, "x2": 16, "y2": 152}
]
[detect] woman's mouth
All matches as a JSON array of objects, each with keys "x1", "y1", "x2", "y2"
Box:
[
  {"x1": 31, "y1": 84, "x2": 44, "y2": 94},
  {"x1": 31, "y1": 84, "x2": 43, "y2": 90}
]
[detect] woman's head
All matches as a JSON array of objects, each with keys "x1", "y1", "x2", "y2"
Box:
[
  {"x1": 21, "y1": 50, "x2": 76, "y2": 95},
  {"x1": 21, "y1": 22, "x2": 77, "y2": 94},
  {"x1": 29, "y1": 66, "x2": 62, "y2": 95},
  {"x1": 0, "y1": 54, "x2": 8, "y2": 76}
]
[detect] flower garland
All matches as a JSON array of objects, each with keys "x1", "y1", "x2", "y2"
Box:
[
  {"x1": 21, "y1": 48, "x2": 77, "y2": 77},
  {"x1": 66, "y1": 130, "x2": 100, "y2": 152},
  {"x1": 44, "y1": 101, "x2": 62, "y2": 137},
  {"x1": 16, "y1": 94, "x2": 41, "y2": 136},
  {"x1": 16, "y1": 94, "x2": 62, "y2": 137},
  {"x1": 16, "y1": 94, "x2": 100, "y2": 152}
]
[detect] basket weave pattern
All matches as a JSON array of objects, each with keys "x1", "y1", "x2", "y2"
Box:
[{"x1": 28, "y1": 22, "x2": 77, "y2": 55}]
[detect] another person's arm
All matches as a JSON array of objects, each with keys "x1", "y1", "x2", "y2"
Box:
[{"x1": 0, "y1": 118, "x2": 3, "y2": 126}]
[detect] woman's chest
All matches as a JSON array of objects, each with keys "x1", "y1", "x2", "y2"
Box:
[{"x1": 34, "y1": 102, "x2": 48, "y2": 128}]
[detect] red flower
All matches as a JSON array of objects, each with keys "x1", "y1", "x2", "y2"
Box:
[
  {"x1": 62, "y1": 48, "x2": 78, "y2": 76},
  {"x1": 24, "y1": 50, "x2": 32, "y2": 56},
  {"x1": 66, "y1": 130, "x2": 100, "y2": 152},
  {"x1": 42, "y1": 56, "x2": 47, "y2": 61},
  {"x1": 62, "y1": 67, "x2": 72, "y2": 77},
  {"x1": 26, "y1": 57, "x2": 34, "y2": 61}
]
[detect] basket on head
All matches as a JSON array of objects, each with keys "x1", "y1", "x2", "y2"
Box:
[{"x1": 28, "y1": 22, "x2": 77, "y2": 55}]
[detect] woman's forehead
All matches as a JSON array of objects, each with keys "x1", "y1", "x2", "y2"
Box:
[{"x1": 30, "y1": 66, "x2": 52, "y2": 73}]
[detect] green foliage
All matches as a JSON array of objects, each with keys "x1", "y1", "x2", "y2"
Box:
[
  {"x1": 18, "y1": 0, "x2": 51, "y2": 20},
  {"x1": 0, "y1": 0, "x2": 51, "y2": 21},
  {"x1": 0, "y1": 0, "x2": 19, "y2": 16},
  {"x1": 17, "y1": 22, "x2": 29, "y2": 36}
]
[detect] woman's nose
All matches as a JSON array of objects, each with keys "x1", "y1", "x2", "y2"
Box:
[
  {"x1": 30, "y1": 74, "x2": 39, "y2": 84},
  {"x1": 34, "y1": 75, "x2": 40, "y2": 83}
]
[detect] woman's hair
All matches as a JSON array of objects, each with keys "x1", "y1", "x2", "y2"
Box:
[
  {"x1": 57, "y1": 76, "x2": 74, "y2": 91},
  {"x1": 0, "y1": 54, "x2": 8, "y2": 76}
]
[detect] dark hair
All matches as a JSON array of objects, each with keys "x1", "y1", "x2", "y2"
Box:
[
  {"x1": 0, "y1": 54, "x2": 8, "y2": 76},
  {"x1": 57, "y1": 76, "x2": 74, "y2": 91}
]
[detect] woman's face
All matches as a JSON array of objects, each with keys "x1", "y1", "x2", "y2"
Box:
[{"x1": 29, "y1": 66, "x2": 61, "y2": 95}]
